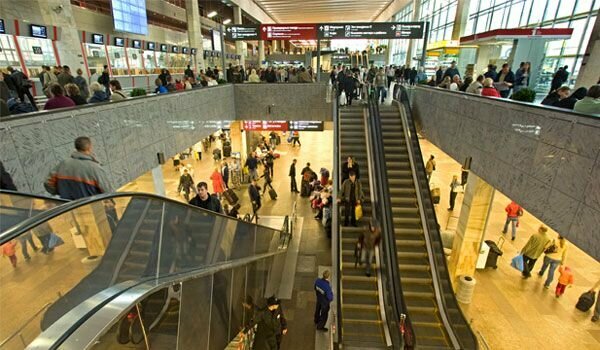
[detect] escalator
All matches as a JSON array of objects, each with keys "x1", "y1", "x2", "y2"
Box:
[
  {"x1": 337, "y1": 104, "x2": 389, "y2": 348},
  {"x1": 0, "y1": 190, "x2": 67, "y2": 232},
  {"x1": 370, "y1": 86, "x2": 478, "y2": 349}
]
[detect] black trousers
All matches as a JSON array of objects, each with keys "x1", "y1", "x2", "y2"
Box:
[
  {"x1": 292, "y1": 137, "x2": 301, "y2": 146},
  {"x1": 263, "y1": 181, "x2": 274, "y2": 194},
  {"x1": 449, "y1": 191, "x2": 457, "y2": 210},
  {"x1": 344, "y1": 200, "x2": 357, "y2": 226},
  {"x1": 18, "y1": 87, "x2": 38, "y2": 110},
  {"x1": 314, "y1": 302, "x2": 330, "y2": 329},
  {"x1": 290, "y1": 176, "x2": 298, "y2": 192},
  {"x1": 522, "y1": 255, "x2": 537, "y2": 277}
]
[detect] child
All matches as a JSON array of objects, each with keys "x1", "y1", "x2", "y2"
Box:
[
  {"x1": 556, "y1": 266, "x2": 574, "y2": 298},
  {"x1": 2, "y1": 240, "x2": 18, "y2": 268}
]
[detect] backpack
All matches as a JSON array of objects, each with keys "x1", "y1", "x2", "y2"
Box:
[{"x1": 575, "y1": 291, "x2": 596, "y2": 312}]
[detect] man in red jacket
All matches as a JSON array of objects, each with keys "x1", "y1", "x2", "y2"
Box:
[{"x1": 502, "y1": 201, "x2": 522, "y2": 240}]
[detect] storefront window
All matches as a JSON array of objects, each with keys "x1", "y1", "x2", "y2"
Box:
[
  {"x1": 107, "y1": 46, "x2": 128, "y2": 76},
  {"x1": 16, "y1": 36, "x2": 57, "y2": 78},
  {"x1": 143, "y1": 51, "x2": 157, "y2": 73},
  {"x1": 127, "y1": 48, "x2": 143, "y2": 75},
  {"x1": 168, "y1": 53, "x2": 189, "y2": 74},
  {"x1": 85, "y1": 43, "x2": 108, "y2": 76},
  {"x1": 0, "y1": 35, "x2": 21, "y2": 71}
]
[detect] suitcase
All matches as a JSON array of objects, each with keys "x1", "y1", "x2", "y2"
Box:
[
  {"x1": 431, "y1": 187, "x2": 440, "y2": 204},
  {"x1": 576, "y1": 291, "x2": 596, "y2": 312},
  {"x1": 276, "y1": 135, "x2": 281, "y2": 145},
  {"x1": 223, "y1": 145, "x2": 232, "y2": 158},
  {"x1": 268, "y1": 188, "x2": 278, "y2": 200},
  {"x1": 300, "y1": 180, "x2": 311, "y2": 197},
  {"x1": 223, "y1": 189, "x2": 239, "y2": 205}
]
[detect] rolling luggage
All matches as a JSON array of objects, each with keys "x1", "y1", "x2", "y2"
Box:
[
  {"x1": 268, "y1": 188, "x2": 278, "y2": 200},
  {"x1": 223, "y1": 189, "x2": 239, "y2": 205},
  {"x1": 576, "y1": 291, "x2": 596, "y2": 312},
  {"x1": 276, "y1": 135, "x2": 281, "y2": 145},
  {"x1": 431, "y1": 186, "x2": 440, "y2": 204}
]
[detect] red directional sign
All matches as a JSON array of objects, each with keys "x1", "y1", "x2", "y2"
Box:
[
  {"x1": 260, "y1": 24, "x2": 317, "y2": 40},
  {"x1": 243, "y1": 120, "x2": 289, "y2": 131}
]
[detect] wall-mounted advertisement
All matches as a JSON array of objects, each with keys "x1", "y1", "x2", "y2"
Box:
[{"x1": 212, "y1": 30, "x2": 222, "y2": 52}]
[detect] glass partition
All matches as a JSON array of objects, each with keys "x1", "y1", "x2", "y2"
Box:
[
  {"x1": 168, "y1": 53, "x2": 189, "y2": 74},
  {"x1": 16, "y1": 36, "x2": 57, "y2": 78},
  {"x1": 126, "y1": 48, "x2": 143, "y2": 75},
  {"x1": 143, "y1": 50, "x2": 158, "y2": 74},
  {"x1": 156, "y1": 51, "x2": 167, "y2": 70},
  {"x1": 0, "y1": 191, "x2": 67, "y2": 232},
  {"x1": 85, "y1": 43, "x2": 108, "y2": 76},
  {"x1": 0, "y1": 193, "x2": 285, "y2": 349},
  {"x1": 107, "y1": 46, "x2": 128, "y2": 76},
  {"x1": 0, "y1": 35, "x2": 20, "y2": 70}
]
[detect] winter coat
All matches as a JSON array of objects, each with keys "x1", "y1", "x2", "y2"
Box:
[
  {"x1": 339, "y1": 178, "x2": 364, "y2": 203},
  {"x1": 210, "y1": 170, "x2": 225, "y2": 194},
  {"x1": 189, "y1": 194, "x2": 223, "y2": 214}
]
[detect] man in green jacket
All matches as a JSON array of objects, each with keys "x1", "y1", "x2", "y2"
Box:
[
  {"x1": 339, "y1": 171, "x2": 364, "y2": 227},
  {"x1": 521, "y1": 225, "x2": 551, "y2": 278}
]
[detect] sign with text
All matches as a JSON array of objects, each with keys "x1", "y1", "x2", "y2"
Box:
[
  {"x1": 261, "y1": 24, "x2": 317, "y2": 40},
  {"x1": 317, "y1": 22, "x2": 424, "y2": 39},
  {"x1": 225, "y1": 25, "x2": 260, "y2": 41},
  {"x1": 288, "y1": 121, "x2": 324, "y2": 131},
  {"x1": 243, "y1": 120, "x2": 289, "y2": 131}
]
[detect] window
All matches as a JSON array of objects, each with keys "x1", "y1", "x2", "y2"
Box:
[
  {"x1": 543, "y1": 0, "x2": 559, "y2": 21},
  {"x1": 0, "y1": 35, "x2": 20, "y2": 70},
  {"x1": 575, "y1": 0, "x2": 594, "y2": 13},
  {"x1": 16, "y1": 36, "x2": 57, "y2": 77}
]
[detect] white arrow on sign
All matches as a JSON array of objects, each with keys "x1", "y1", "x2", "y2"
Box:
[
  {"x1": 391, "y1": 25, "x2": 396, "y2": 30},
  {"x1": 319, "y1": 26, "x2": 323, "y2": 30}
]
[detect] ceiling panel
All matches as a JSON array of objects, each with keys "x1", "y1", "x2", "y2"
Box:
[{"x1": 254, "y1": 0, "x2": 396, "y2": 23}]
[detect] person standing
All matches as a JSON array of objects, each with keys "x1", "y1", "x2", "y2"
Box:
[
  {"x1": 484, "y1": 64, "x2": 498, "y2": 81},
  {"x1": 210, "y1": 167, "x2": 226, "y2": 199},
  {"x1": 435, "y1": 66, "x2": 444, "y2": 85},
  {"x1": 221, "y1": 161, "x2": 230, "y2": 190},
  {"x1": 554, "y1": 266, "x2": 574, "y2": 298},
  {"x1": 45, "y1": 136, "x2": 113, "y2": 200},
  {"x1": 520, "y1": 225, "x2": 551, "y2": 278},
  {"x1": 245, "y1": 152, "x2": 259, "y2": 180},
  {"x1": 72, "y1": 68, "x2": 89, "y2": 100},
  {"x1": 374, "y1": 68, "x2": 387, "y2": 104},
  {"x1": 359, "y1": 219, "x2": 381, "y2": 277},
  {"x1": 98, "y1": 65, "x2": 111, "y2": 95},
  {"x1": 448, "y1": 175, "x2": 461, "y2": 211},
  {"x1": 264, "y1": 150, "x2": 275, "y2": 178},
  {"x1": 494, "y1": 63, "x2": 515, "y2": 98},
  {"x1": 249, "y1": 179, "x2": 262, "y2": 222},
  {"x1": 341, "y1": 156, "x2": 360, "y2": 184},
  {"x1": 314, "y1": 270, "x2": 333, "y2": 331},
  {"x1": 502, "y1": 201, "x2": 523, "y2": 240},
  {"x1": 189, "y1": 182, "x2": 223, "y2": 214},
  {"x1": 425, "y1": 155, "x2": 436, "y2": 182},
  {"x1": 339, "y1": 171, "x2": 363, "y2": 227},
  {"x1": 289, "y1": 159, "x2": 298, "y2": 193},
  {"x1": 7, "y1": 66, "x2": 37, "y2": 109},
  {"x1": 177, "y1": 168, "x2": 194, "y2": 201},
  {"x1": 513, "y1": 62, "x2": 530, "y2": 94},
  {"x1": 2, "y1": 240, "x2": 18, "y2": 268},
  {"x1": 41, "y1": 65, "x2": 58, "y2": 96},
  {"x1": 261, "y1": 166, "x2": 274, "y2": 196},
  {"x1": 590, "y1": 280, "x2": 600, "y2": 322},
  {"x1": 274, "y1": 298, "x2": 288, "y2": 350},
  {"x1": 252, "y1": 297, "x2": 281, "y2": 350},
  {"x1": 538, "y1": 236, "x2": 568, "y2": 288},
  {"x1": 443, "y1": 61, "x2": 460, "y2": 80},
  {"x1": 184, "y1": 65, "x2": 194, "y2": 80},
  {"x1": 57, "y1": 65, "x2": 75, "y2": 87}
]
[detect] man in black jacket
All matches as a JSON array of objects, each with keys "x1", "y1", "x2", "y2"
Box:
[
  {"x1": 189, "y1": 182, "x2": 223, "y2": 213},
  {"x1": 0, "y1": 161, "x2": 17, "y2": 190},
  {"x1": 249, "y1": 179, "x2": 261, "y2": 222},
  {"x1": 289, "y1": 159, "x2": 298, "y2": 193},
  {"x1": 443, "y1": 61, "x2": 460, "y2": 80},
  {"x1": 494, "y1": 63, "x2": 515, "y2": 98},
  {"x1": 265, "y1": 66, "x2": 277, "y2": 83},
  {"x1": 7, "y1": 66, "x2": 37, "y2": 109}
]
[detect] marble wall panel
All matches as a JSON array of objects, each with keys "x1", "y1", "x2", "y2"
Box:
[
  {"x1": 568, "y1": 205, "x2": 600, "y2": 258},
  {"x1": 554, "y1": 151, "x2": 594, "y2": 201},
  {"x1": 583, "y1": 159, "x2": 600, "y2": 212},
  {"x1": 567, "y1": 121, "x2": 600, "y2": 160},
  {"x1": 530, "y1": 143, "x2": 562, "y2": 186},
  {"x1": 1, "y1": 157, "x2": 29, "y2": 192},
  {"x1": 10, "y1": 122, "x2": 51, "y2": 154},
  {"x1": 543, "y1": 189, "x2": 579, "y2": 235},
  {"x1": 20, "y1": 150, "x2": 58, "y2": 195}
]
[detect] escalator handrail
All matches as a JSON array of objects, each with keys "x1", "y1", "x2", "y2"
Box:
[
  {"x1": 31, "y1": 250, "x2": 288, "y2": 350},
  {"x1": 395, "y1": 86, "x2": 479, "y2": 349},
  {"x1": 367, "y1": 93, "x2": 415, "y2": 348},
  {"x1": 331, "y1": 83, "x2": 342, "y2": 347},
  {"x1": 0, "y1": 189, "x2": 69, "y2": 203},
  {"x1": 1, "y1": 191, "x2": 285, "y2": 243}
]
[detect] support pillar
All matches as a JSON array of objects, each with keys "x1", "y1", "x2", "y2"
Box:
[
  {"x1": 405, "y1": 0, "x2": 421, "y2": 66},
  {"x1": 448, "y1": 173, "x2": 495, "y2": 288},
  {"x1": 258, "y1": 41, "x2": 265, "y2": 67},
  {"x1": 451, "y1": 0, "x2": 471, "y2": 40},
  {"x1": 576, "y1": 14, "x2": 600, "y2": 89},
  {"x1": 233, "y1": 6, "x2": 245, "y2": 67},
  {"x1": 40, "y1": 0, "x2": 83, "y2": 70},
  {"x1": 152, "y1": 165, "x2": 166, "y2": 196},
  {"x1": 185, "y1": 0, "x2": 205, "y2": 71}
]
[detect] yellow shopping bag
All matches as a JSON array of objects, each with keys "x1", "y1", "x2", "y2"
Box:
[{"x1": 355, "y1": 204, "x2": 363, "y2": 221}]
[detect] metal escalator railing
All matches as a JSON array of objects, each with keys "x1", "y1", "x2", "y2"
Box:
[
  {"x1": 394, "y1": 85, "x2": 478, "y2": 349},
  {"x1": 0, "y1": 190, "x2": 68, "y2": 232},
  {"x1": 366, "y1": 90, "x2": 415, "y2": 349},
  {"x1": 0, "y1": 192, "x2": 289, "y2": 349},
  {"x1": 331, "y1": 84, "x2": 342, "y2": 347}
]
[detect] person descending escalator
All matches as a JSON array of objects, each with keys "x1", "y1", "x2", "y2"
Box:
[
  {"x1": 252, "y1": 297, "x2": 282, "y2": 350},
  {"x1": 358, "y1": 219, "x2": 381, "y2": 277}
]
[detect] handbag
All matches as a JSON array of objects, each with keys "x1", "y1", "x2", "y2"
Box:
[
  {"x1": 355, "y1": 204, "x2": 363, "y2": 221},
  {"x1": 48, "y1": 233, "x2": 65, "y2": 249},
  {"x1": 510, "y1": 254, "x2": 524, "y2": 272},
  {"x1": 544, "y1": 240, "x2": 557, "y2": 254}
]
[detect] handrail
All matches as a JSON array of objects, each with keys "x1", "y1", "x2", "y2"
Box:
[
  {"x1": 0, "y1": 189, "x2": 69, "y2": 203},
  {"x1": 366, "y1": 89, "x2": 414, "y2": 349},
  {"x1": 31, "y1": 250, "x2": 288, "y2": 350},
  {"x1": 0, "y1": 302, "x2": 53, "y2": 347},
  {"x1": 331, "y1": 82, "x2": 342, "y2": 348},
  {"x1": 395, "y1": 85, "x2": 478, "y2": 349},
  {"x1": 1, "y1": 191, "x2": 284, "y2": 243}
]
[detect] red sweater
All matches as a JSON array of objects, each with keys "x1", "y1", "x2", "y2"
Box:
[
  {"x1": 481, "y1": 87, "x2": 501, "y2": 98},
  {"x1": 44, "y1": 95, "x2": 76, "y2": 110}
]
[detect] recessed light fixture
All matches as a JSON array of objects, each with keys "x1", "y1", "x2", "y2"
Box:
[
  {"x1": 223, "y1": 19, "x2": 231, "y2": 24},
  {"x1": 207, "y1": 11, "x2": 217, "y2": 18}
]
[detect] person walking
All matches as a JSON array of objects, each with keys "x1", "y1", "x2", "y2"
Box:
[
  {"x1": 210, "y1": 166, "x2": 226, "y2": 199},
  {"x1": 554, "y1": 266, "x2": 574, "y2": 298},
  {"x1": 374, "y1": 67, "x2": 387, "y2": 104},
  {"x1": 221, "y1": 161, "x2": 230, "y2": 190},
  {"x1": 57, "y1": 65, "x2": 75, "y2": 87},
  {"x1": 245, "y1": 152, "x2": 259, "y2": 180},
  {"x1": 359, "y1": 219, "x2": 381, "y2": 277},
  {"x1": 249, "y1": 179, "x2": 262, "y2": 222},
  {"x1": 291, "y1": 130, "x2": 301, "y2": 147},
  {"x1": 448, "y1": 175, "x2": 461, "y2": 211},
  {"x1": 98, "y1": 65, "x2": 111, "y2": 95},
  {"x1": 339, "y1": 171, "x2": 364, "y2": 227},
  {"x1": 538, "y1": 236, "x2": 568, "y2": 288},
  {"x1": 591, "y1": 280, "x2": 600, "y2": 322},
  {"x1": 425, "y1": 155, "x2": 436, "y2": 182},
  {"x1": 7, "y1": 66, "x2": 37, "y2": 109},
  {"x1": 494, "y1": 63, "x2": 515, "y2": 98},
  {"x1": 273, "y1": 298, "x2": 288, "y2": 350},
  {"x1": 252, "y1": 297, "x2": 281, "y2": 350},
  {"x1": 45, "y1": 136, "x2": 113, "y2": 200},
  {"x1": 289, "y1": 159, "x2": 298, "y2": 193},
  {"x1": 18, "y1": 232, "x2": 39, "y2": 261},
  {"x1": 502, "y1": 201, "x2": 523, "y2": 240},
  {"x1": 261, "y1": 166, "x2": 274, "y2": 196},
  {"x1": 520, "y1": 225, "x2": 551, "y2": 278},
  {"x1": 177, "y1": 168, "x2": 194, "y2": 201},
  {"x1": 73, "y1": 68, "x2": 89, "y2": 99},
  {"x1": 314, "y1": 270, "x2": 333, "y2": 331},
  {"x1": 2, "y1": 240, "x2": 18, "y2": 268},
  {"x1": 189, "y1": 182, "x2": 223, "y2": 213},
  {"x1": 264, "y1": 150, "x2": 275, "y2": 178}
]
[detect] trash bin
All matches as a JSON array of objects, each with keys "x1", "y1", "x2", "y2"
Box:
[
  {"x1": 456, "y1": 275, "x2": 476, "y2": 304},
  {"x1": 485, "y1": 240, "x2": 504, "y2": 269}
]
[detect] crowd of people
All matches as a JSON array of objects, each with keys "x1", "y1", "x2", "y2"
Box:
[{"x1": 226, "y1": 64, "x2": 318, "y2": 84}]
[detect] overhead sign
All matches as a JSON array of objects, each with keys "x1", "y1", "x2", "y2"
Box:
[
  {"x1": 288, "y1": 121, "x2": 324, "y2": 131},
  {"x1": 317, "y1": 22, "x2": 425, "y2": 39},
  {"x1": 243, "y1": 121, "x2": 289, "y2": 131},
  {"x1": 261, "y1": 24, "x2": 317, "y2": 40},
  {"x1": 225, "y1": 25, "x2": 260, "y2": 41}
]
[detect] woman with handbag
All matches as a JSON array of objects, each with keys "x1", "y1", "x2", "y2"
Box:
[{"x1": 538, "y1": 236, "x2": 568, "y2": 288}]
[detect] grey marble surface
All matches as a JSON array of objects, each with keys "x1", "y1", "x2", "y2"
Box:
[{"x1": 411, "y1": 87, "x2": 600, "y2": 260}]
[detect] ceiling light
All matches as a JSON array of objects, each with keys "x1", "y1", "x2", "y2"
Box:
[
  {"x1": 223, "y1": 19, "x2": 232, "y2": 24},
  {"x1": 207, "y1": 11, "x2": 217, "y2": 18}
]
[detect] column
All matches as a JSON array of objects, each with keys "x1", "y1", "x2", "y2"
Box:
[
  {"x1": 258, "y1": 40, "x2": 265, "y2": 67},
  {"x1": 448, "y1": 173, "x2": 495, "y2": 287},
  {"x1": 405, "y1": 0, "x2": 421, "y2": 66},
  {"x1": 152, "y1": 165, "x2": 166, "y2": 196},
  {"x1": 510, "y1": 38, "x2": 546, "y2": 89},
  {"x1": 451, "y1": 0, "x2": 471, "y2": 40},
  {"x1": 40, "y1": 0, "x2": 84, "y2": 70},
  {"x1": 233, "y1": 6, "x2": 246, "y2": 67},
  {"x1": 576, "y1": 15, "x2": 600, "y2": 89},
  {"x1": 185, "y1": 0, "x2": 205, "y2": 71}
]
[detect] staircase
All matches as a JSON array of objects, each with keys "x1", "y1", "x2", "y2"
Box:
[
  {"x1": 338, "y1": 105, "x2": 387, "y2": 349},
  {"x1": 378, "y1": 104, "x2": 451, "y2": 348}
]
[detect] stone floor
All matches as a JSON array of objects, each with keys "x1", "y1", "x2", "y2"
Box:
[{"x1": 419, "y1": 138, "x2": 600, "y2": 350}]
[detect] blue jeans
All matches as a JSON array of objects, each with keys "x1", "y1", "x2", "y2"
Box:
[
  {"x1": 18, "y1": 233, "x2": 38, "y2": 259},
  {"x1": 376, "y1": 86, "x2": 386, "y2": 103},
  {"x1": 502, "y1": 217, "x2": 518, "y2": 239},
  {"x1": 539, "y1": 256, "x2": 561, "y2": 287}
]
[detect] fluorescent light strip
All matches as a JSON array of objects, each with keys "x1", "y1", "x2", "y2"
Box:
[
  {"x1": 223, "y1": 19, "x2": 231, "y2": 24},
  {"x1": 207, "y1": 11, "x2": 217, "y2": 18}
]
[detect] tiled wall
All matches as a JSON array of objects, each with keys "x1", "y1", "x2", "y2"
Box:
[
  {"x1": 0, "y1": 86, "x2": 235, "y2": 194},
  {"x1": 411, "y1": 87, "x2": 600, "y2": 260}
]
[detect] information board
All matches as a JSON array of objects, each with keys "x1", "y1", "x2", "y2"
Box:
[
  {"x1": 225, "y1": 25, "x2": 260, "y2": 41},
  {"x1": 260, "y1": 24, "x2": 317, "y2": 40},
  {"x1": 111, "y1": 0, "x2": 148, "y2": 35},
  {"x1": 243, "y1": 121, "x2": 289, "y2": 131},
  {"x1": 317, "y1": 22, "x2": 424, "y2": 39},
  {"x1": 288, "y1": 121, "x2": 324, "y2": 131}
]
